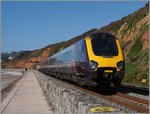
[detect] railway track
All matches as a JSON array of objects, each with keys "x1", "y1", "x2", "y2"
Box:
[
  {"x1": 45, "y1": 74, "x2": 149, "y2": 113},
  {"x1": 79, "y1": 87, "x2": 149, "y2": 113},
  {"x1": 119, "y1": 84, "x2": 149, "y2": 95}
]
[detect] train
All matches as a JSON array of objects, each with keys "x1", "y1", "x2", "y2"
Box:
[{"x1": 38, "y1": 32, "x2": 125, "y2": 90}]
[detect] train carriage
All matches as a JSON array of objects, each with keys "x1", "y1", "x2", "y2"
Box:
[{"x1": 39, "y1": 32, "x2": 125, "y2": 89}]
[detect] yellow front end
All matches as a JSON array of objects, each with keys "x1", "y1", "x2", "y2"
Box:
[
  {"x1": 85, "y1": 35, "x2": 125, "y2": 88},
  {"x1": 86, "y1": 36, "x2": 124, "y2": 71}
]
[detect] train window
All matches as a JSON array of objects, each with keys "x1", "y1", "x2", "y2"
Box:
[
  {"x1": 67, "y1": 51, "x2": 70, "y2": 61},
  {"x1": 70, "y1": 50, "x2": 72, "y2": 61},
  {"x1": 68, "y1": 51, "x2": 70, "y2": 61},
  {"x1": 61, "y1": 54, "x2": 63, "y2": 62},
  {"x1": 64, "y1": 53, "x2": 65, "y2": 62},
  {"x1": 63, "y1": 53, "x2": 65, "y2": 62},
  {"x1": 91, "y1": 33, "x2": 118, "y2": 56},
  {"x1": 67, "y1": 52, "x2": 69, "y2": 62},
  {"x1": 61, "y1": 54, "x2": 64, "y2": 63},
  {"x1": 64, "y1": 53, "x2": 66, "y2": 62},
  {"x1": 66, "y1": 52, "x2": 69, "y2": 62},
  {"x1": 76, "y1": 48, "x2": 79, "y2": 61},
  {"x1": 69, "y1": 50, "x2": 72, "y2": 61},
  {"x1": 63, "y1": 54, "x2": 65, "y2": 62},
  {"x1": 69, "y1": 51, "x2": 70, "y2": 61}
]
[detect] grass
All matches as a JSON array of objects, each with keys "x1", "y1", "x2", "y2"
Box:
[
  {"x1": 127, "y1": 23, "x2": 148, "y2": 58},
  {"x1": 124, "y1": 22, "x2": 149, "y2": 86},
  {"x1": 124, "y1": 47, "x2": 149, "y2": 86},
  {"x1": 128, "y1": 39, "x2": 143, "y2": 58},
  {"x1": 124, "y1": 61, "x2": 139, "y2": 83}
]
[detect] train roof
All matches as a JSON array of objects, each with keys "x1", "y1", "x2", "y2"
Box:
[{"x1": 88, "y1": 32, "x2": 117, "y2": 39}]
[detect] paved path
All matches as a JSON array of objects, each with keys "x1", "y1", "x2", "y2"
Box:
[{"x1": 1, "y1": 71, "x2": 53, "y2": 113}]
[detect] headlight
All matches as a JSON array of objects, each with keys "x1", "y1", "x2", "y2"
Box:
[
  {"x1": 89, "y1": 60, "x2": 98, "y2": 70},
  {"x1": 117, "y1": 61, "x2": 125, "y2": 71}
]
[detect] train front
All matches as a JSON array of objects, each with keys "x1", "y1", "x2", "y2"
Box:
[{"x1": 86, "y1": 32, "x2": 125, "y2": 89}]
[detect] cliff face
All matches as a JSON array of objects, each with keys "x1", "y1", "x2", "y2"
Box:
[{"x1": 2, "y1": 3, "x2": 149, "y2": 86}]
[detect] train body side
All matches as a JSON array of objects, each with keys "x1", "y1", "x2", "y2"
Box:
[{"x1": 39, "y1": 39, "x2": 90, "y2": 80}]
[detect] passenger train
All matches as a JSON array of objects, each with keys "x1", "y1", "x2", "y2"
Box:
[{"x1": 38, "y1": 32, "x2": 125, "y2": 90}]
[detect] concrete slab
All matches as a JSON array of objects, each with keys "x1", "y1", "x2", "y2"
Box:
[
  {"x1": 8, "y1": 94, "x2": 45, "y2": 101},
  {"x1": 15, "y1": 91, "x2": 43, "y2": 95},
  {"x1": 8, "y1": 99, "x2": 48, "y2": 106},
  {"x1": 3, "y1": 105, "x2": 52, "y2": 113},
  {"x1": 1, "y1": 71, "x2": 53, "y2": 113}
]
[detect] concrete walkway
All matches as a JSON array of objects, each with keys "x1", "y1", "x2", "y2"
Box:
[{"x1": 1, "y1": 71, "x2": 53, "y2": 114}]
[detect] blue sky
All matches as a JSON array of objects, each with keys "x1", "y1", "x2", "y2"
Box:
[{"x1": 2, "y1": 1, "x2": 147, "y2": 53}]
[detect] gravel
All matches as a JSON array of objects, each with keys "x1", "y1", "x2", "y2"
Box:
[{"x1": 127, "y1": 92, "x2": 149, "y2": 100}]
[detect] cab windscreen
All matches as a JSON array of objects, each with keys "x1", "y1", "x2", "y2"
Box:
[{"x1": 90, "y1": 33, "x2": 118, "y2": 56}]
